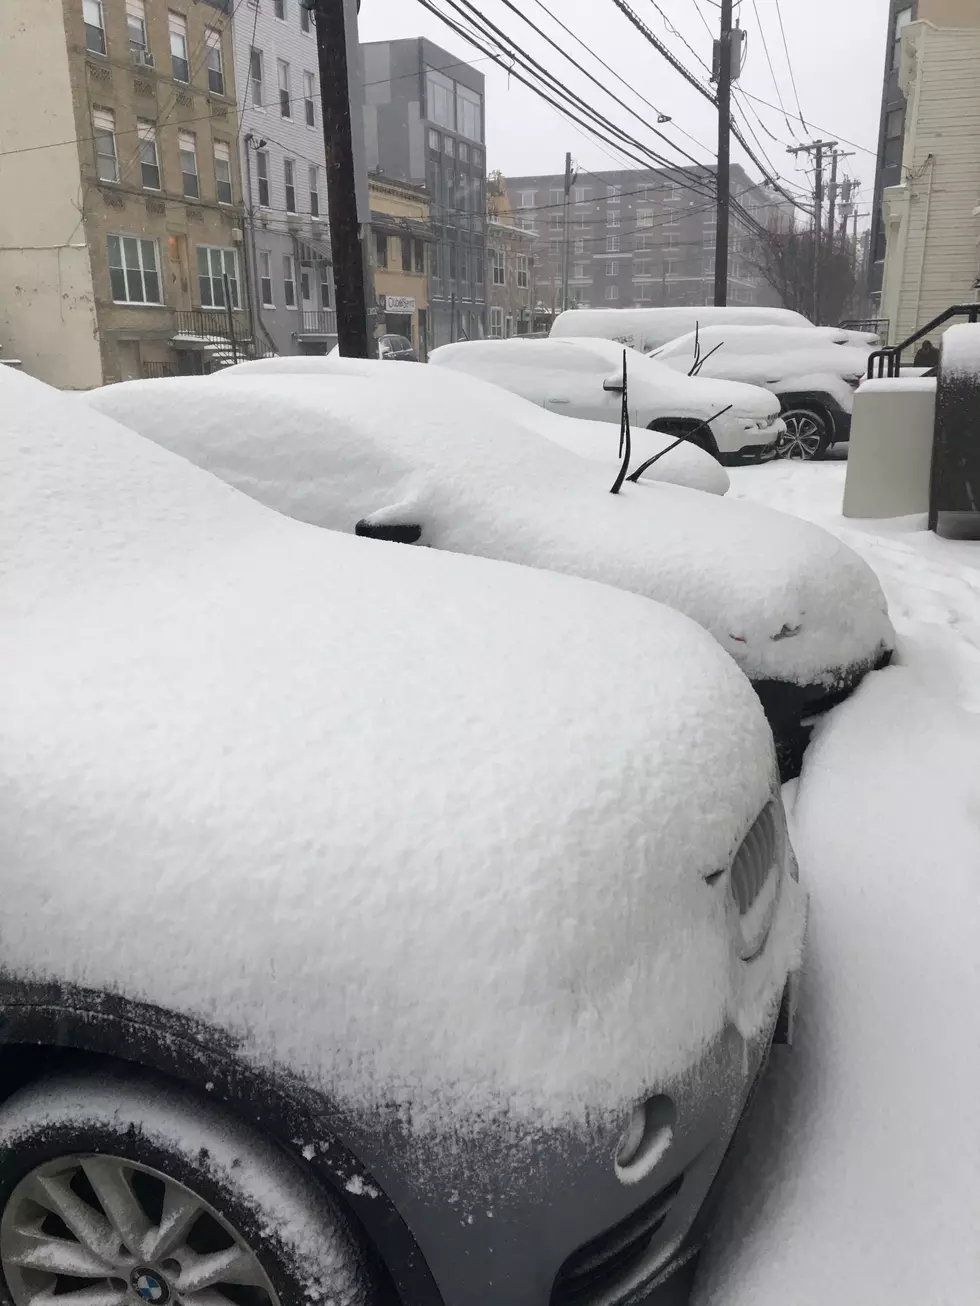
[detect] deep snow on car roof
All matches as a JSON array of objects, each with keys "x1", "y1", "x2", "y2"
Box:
[
  {"x1": 551, "y1": 306, "x2": 814, "y2": 351},
  {"x1": 85, "y1": 366, "x2": 893, "y2": 689},
  {"x1": 3, "y1": 368, "x2": 782, "y2": 1130}
]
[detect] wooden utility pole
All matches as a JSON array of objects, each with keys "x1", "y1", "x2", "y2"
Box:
[
  {"x1": 713, "y1": 0, "x2": 733, "y2": 307},
  {"x1": 560, "y1": 152, "x2": 574, "y2": 313},
  {"x1": 787, "y1": 139, "x2": 837, "y2": 323},
  {"x1": 309, "y1": 0, "x2": 369, "y2": 357},
  {"x1": 826, "y1": 150, "x2": 855, "y2": 256}
]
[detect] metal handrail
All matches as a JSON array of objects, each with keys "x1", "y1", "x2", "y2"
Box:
[{"x1": 867, "y1": 304, "x2": 980, "y2": 379}]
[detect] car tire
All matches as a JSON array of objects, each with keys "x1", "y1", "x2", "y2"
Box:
[
  {"x1": 0, "y1": 1069, "x2": 374, "y2": 1306},
  {"x1": 777, "y1": 408, "x2": 831, "y2": 461}
]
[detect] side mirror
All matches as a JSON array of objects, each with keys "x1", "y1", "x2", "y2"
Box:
[
  {"x1": 355, "y1": 519, "x2": 423, "y2": 545},
  {"x1": 602, "y1": 376, "x2": 624, "y2": 392}
]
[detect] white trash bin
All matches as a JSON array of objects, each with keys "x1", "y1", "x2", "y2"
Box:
[{"x1": 842, "y1": 377, "x2": 937, "y2": 519}]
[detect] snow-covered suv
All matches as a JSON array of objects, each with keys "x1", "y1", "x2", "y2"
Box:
[{"x1": 2, "y1": 368, "x2": 806, "y2": 1306}]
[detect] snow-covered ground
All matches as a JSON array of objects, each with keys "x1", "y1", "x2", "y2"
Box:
[{"x1": 693, "y1": 460, "x2": 980, "y2": 1304}]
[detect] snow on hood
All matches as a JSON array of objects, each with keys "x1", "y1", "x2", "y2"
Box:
[
  {"x1": 84, "y1": 366, "x2": 894, "y2": 689},
  {"x1": 431, "y1": 336, "x2": 782, "y2": 421},
  {"x1": 550, "y1": 307, "x2": 813, "y2": 352},
  {"x1": 2, "y1": 367, "x2": 777, "y2": 1130}
]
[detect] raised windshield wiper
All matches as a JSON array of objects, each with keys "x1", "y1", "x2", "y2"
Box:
[
  {"x1": 609, "y1": 349, "x2": 632, "y2": 495},
  {"x1": 626, "y1": 405, "x2": 734, "y2": 483}
]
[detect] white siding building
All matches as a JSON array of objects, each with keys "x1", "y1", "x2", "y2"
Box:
[
  {"x1": 880, "y1": 19, "x2": 980, "y2": 344},
  {"x1": 233, "y1": 0, "x2": 335, "y2": 354}
]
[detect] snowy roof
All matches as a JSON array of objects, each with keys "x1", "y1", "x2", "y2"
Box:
[
  {"x1": 3, "y1": 366, "x2": 783, "y2": 1130},
  {"x1": 84, "y1": 362, "x2": 894, "y2": 690}
]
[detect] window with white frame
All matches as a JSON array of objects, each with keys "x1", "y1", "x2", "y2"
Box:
[
  {"x1": 309, "y1": 165, "x2": 320, "y2": 218},
  {"x1": 205, "y1": 28, "x2": 224, "y2": 95},
  {"x1": 107, "y1": 234, "x2": 161, "y2": 304},
  {"x1": 576, "y1": 209, "x2": 587, "y2": 227},
  {"x1": 304, "y1": 71, "x2": 316, "y2": 127},
  {"x1": 278, "y1": 60, "x2": 291, "y2": 117},
  {"x1": 197, "y1": 245, "x2": 239, "y2": 308},
  {"x1": 635, "y1": 233, "x2": 653, "y2": 251},
  {"x1": 490, "y1": 306, "x2": 503, "y2": 337},
  {"x1": 249, "y1": 47, "x2": 264, "y2": 106},
  {"x1": 283, "y1": 158, "x2": 296, "y2": 212},
  {"x1": 283, "y1": 254, "x2": 296, "y2": 306},
  {"x1": 93, "y1": 109, "x2": 118, "y2": 183},
  {"x1": 169, "y1": 12, "x2": 189, "y2": 82},
  {"x1": 273, "y1": 0, "x2": 285, "y2": 18},
  {"x1": 491, "y1": 248, "x2": 505, "y2": 285},
  {"x1": 636, "y1": 208, "x2": 654, "y2": 229},
  {"x1": 319, "y1": 266, "x2": 331, "y2": 308},
  {"x1": 214, "y1": 141, "x2": 232, "y2": 205},
  {"x1": 259, "y1": 250, "x2": 273, "y2": 306},
  {"x1": 633, "y1": 257, "x2": 652, "y2": 277},
  {"x1": 456, "y1": 83, "x2": 482, "y2": 140},
  {"x1": 606, "y1": 234, "x2": 620, "y2": 253},
  {"x1": 635, "y1": 282, "x2": 652, "y2": 301},
  {"x1": 574, "y1": 238, "x2": 585, "y2": 254},
  {"x1": 605, "y1": 260, "x2": 619, "y2": 276},
  {"x1": 516, "y1": 254, "x2": 528, "y2": 289},
  {"x1": 664, "y1": 181, "x2": 681, "y2": 203},
  {"x1": 84, "y1": 0, "x2": 106, "y2": 54},
  {"x1": 664, "y1": 209, "x2": 679, "y2": 226},
  {"x1": 607, "y1": 183, "x2": 622, "y2": 203},
  {"x1": 550, "y1": 187, "x2": 563, "y2": 206},
  {"x1": 426, "y1": 68, "x2": 454, "y2": 129},
  {"x1": 666, "y1": 231, "x2": 678, "y2": 248},
  {"x1": 572, "y1": 262, "x2": 586, "y2": 279},
  {"x1": 604, "y1": 284, "x2": 619, "y2": 301},
  {"x1": 572, "y1": 185, "x2": 589, "y2": 203},
  {"x1": 518, "y1": 190, "x2": 536, "y2": 209},
  {"x1": 126, "y1": 0, "x2": 147, "y2": 54},
  {"x1": 255, "y1": 149, "x2": 269, "y2": 206},
  {"x1": 703, "y1": 258, "x2": 714, "y2": 277},
  {"x1": 137, "y1": 120, "x2": 159, "y2": 189},
  {"x1": 178, "y1": 132, "x2": 198, "y2": 198},
  {"x1": 300, "y1": 0, "x2": 311, "y2": 32},
  {"x1": 607, "y1": 210, "x2": 620, "y2": 228}
]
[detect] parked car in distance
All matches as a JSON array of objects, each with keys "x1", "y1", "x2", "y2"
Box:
[
  {"x1": 551, "y1": 306, "x2": 816, "y2": 353},
  {"x1": 430, "y1": 337, "x2": 786, "y2": 463},
  {"x1": 4, "y1": 366, "x2": 808, "y2": 1306},
  {"x1": 86, "y1": 361, "x2": 895, "y2": 772},
  {"x1": 378, "y1": 333, "x2": 418, "y2": 362},
  {"x1": 651, "y1": 325, "x2": 877, "y2": 459}
]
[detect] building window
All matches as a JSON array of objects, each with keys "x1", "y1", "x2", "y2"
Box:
[
  {"x1": 204, "y1": 28, "x2": 224, "y2": 95},
  {"x1": 137, "y1": 120, "x2": 160, "y2": 189},
  {"x1": 505, "y1": 314, "x2": 514, "y2": 338},
  {"x1": 299, "y1": 264, "x2": 312, "y2": 307},
  {"x1": 635, "y1": 233, "x2": 653, "y2": 251},
  {"x1": 278, "y1": 60, "x2": 291, "y2": 118},
  {"x1": 456, "y1": 84, "x2": 482, "y2": 141},
  {"x1": 549, "y1": 214, "x2": 563, "y2": 233},
  {"x1": 428, "y1": 129, "x2": 441, "y2": 151},
  {"x1": 309, "y1": 166, "x2": 320, "y2": 217},
  {"x1": 197, "y1": 245, "x2": 239, "y2": 308},
  {"x1": 375, "y1": 233, "x2": 387, "y2": 268},
  {"x1": 426, "y1": 67, "x2": 454, "y2": 129},
  {"x1": 458, "y1": 142, "x2": 469, "y2": 163},
  {"x1": 304, "y1": 71, "x2": 316, "y2": 127},
  {"x1": 664, "y1": 209, "x2": 679, "y2": 227},
  {"x1": 634, "y1": 257, "x2": 652, "y2": 277},
  {"x1": 283, "y1": 254, "x2": 296, "y2": 306},
  {"x1": 572, "y1": 185, "x2": 589, "y2": 203},
  {"x1": 107, "y1": 234, "x2": 161, "y2": 304},
  {"x1": 448, "y1": 243, "x2": 457, "y2": 281},
  {"x1": 607, "y1": 184, "x2": 622, "y2": 204},
  {"x1": 550, "y1": 187, "x2": 563, "y2": 206},
  {"x1": 664, "y1": 181, "x2": 681, "y2": 203},
  {"x1": 572, "y1": 262, "x2": 586, "y2": 279},
  {"x1": 249, "y1": 48, "x2": 264, "y2": 107},
  {"x1": 319, "y1": 268, "x2": 331, "y2": 308},
  {"x1": 606, "y1": 235, "x2": 620, "y2": 253},
  {"x1": 300, "y1": 1, "x2": 310, "y2": 32},
  {"x1": 636, "y1": 283, "x2": 652, "y2": 301},
  {"x1": 550, "y1": 239, "x2": 561, "y2": 256},
  {"x1": 178, "y1": 132, "x2": 198, "y2": 198},
  {"x1": 518, "y1": 190, "x2": 536, "y2": 208},
  {"x1": 475, "y1": 251, "x2": 483, "y2": 286},
  {"x1": 256, "y1": 149, "x2": 269, "y2": 206},
  {"x1": 126, "y1": 0, "x2": 147, "y2": 55},
  {"x1": 607, "y1": 210, "x2": 620, "y2": 228},
  {"x1": 93, "y1": 109, "x2": 119, "y2": 183},
  {"x1": 259, "y1": 250, "x2": 273, "y2": 306},
  {"x1": 884, "y1": 107, "x2": 905, "y2": 168},
  {"x1": 443, "y1": 135, "x2": 454, "y2": 157},
  {"x1": 169, "y1": 11, "x2": 189, "y2": 82},
  {"x1": 273, "y1": 0, "x2": 285, "y2": 18},
  {"x1": 214, "y1": 141, "x2": 232, "y2": 205},
  {"x1": 84, "y1": 0, "x2": 106, "y2": 55},
  {"x1": 490, "y1": 306, "x2": 503, "y2": 337},
  {"x1": 893, "y1": 6, "x2": 912, "y2": 68},
  {"x1": 574, "y1": 238, "x2": 585, "y2": 254},
  {"x1": 637, "y1": 208, "x2": 654, "y2": 229},
  {"x1": 491, "y1": 249, "x2": 505, "y2": 285},
  {"x1": 516, "y1": 254, "x2": 528, "y2": 289},
  {"x1": 414, "y1": 239, "x2": 425, "y2": 273},
  {"x1": 605, "y1": 284, "x2": 619, "y2": 301},
  {"x1": 605, "y1": 260, "x2": 619, "y2": 276},
  {"x1": 283, "y1": 159, "x2": 296, "y2": 212}
]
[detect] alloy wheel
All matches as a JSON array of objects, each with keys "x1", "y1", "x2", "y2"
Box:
[
  {"x1": 777, "y1": 411, "x2": 825, "y2": 460},
  {"x1": 1, "y1": 1155, "x2": 279, "y2": 1306}
]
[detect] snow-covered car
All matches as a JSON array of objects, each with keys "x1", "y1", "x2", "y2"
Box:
[
  {"x1": 551, "y1": 305, "x2": 816, "y2": 353},
  {"x1": 3, "y1": 368, "x2": 807, "y2": 1306},
  {"x1": 430, "y1": 337, "x2": 785, "y2": 463},
  {"x1": 651, "y1": 325, "x2": 878, "y2": 460},
  {"x1": 85, "y1": 361, "x2": 895, "y2": 770}
]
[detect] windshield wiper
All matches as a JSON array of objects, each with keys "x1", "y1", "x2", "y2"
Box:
[{"x1": 626, "y1": 404, "x2": 734, "y2": 483}]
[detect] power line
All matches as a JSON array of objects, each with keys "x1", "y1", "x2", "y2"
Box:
[
  {"x1": 645, "y1": 0, "x2": 712, "y2": 74},
  {"x1": 749, "y1": 0, "x2": 797, "y2": 139},
  {"x1": 690, "y1": 0, "x2": 715, "y2": 40},
  {"x1": 736, "y1": 88, "x2": 875, "y2": 155},
  {"x1": 773, "y1": 0, "x2": 808, "y2": 132}
]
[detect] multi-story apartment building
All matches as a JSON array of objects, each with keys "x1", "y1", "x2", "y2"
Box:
[
  {"x1": 233, "y1": 0, "x2": 336, "y2": 356},
  {"x1": 368, "y1": 173, "x2": 432, "y2": 356},
  {"x1": 505, "y1": 165, "x2": 786, "y2": 316},
  {"x1": 361, "y1": 38, "x2": 487, "y2": 346},
  {"x1": 868, "y1": 0, "x2": 980, "y2": 315},
  {"x1": 0, "y1": 0, "x2": 248, "y2": 387},
  {"x1": 486, "y1": 219, "x2": 537, "y2": 337}
]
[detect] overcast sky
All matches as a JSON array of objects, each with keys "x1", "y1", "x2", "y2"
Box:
[{"x1": 358, "y1": 0, "x2": 891, "y2": 224}]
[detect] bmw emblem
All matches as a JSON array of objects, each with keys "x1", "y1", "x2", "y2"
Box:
[{"x1": 130, "y1": 1270, "x2": 170, "y2": 1305}]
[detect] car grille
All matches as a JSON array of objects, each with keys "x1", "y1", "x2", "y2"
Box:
[
  {"x1": 550, "y1": 1174, "x2": 684, "y2": 1305},
  {"x1": 730, "y1": 801, "x2": 778, "y2": 915}
]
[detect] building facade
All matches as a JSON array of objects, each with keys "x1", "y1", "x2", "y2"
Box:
[
  {"x1": 879, "y1": 19, "x2": 980, "y2": 344},
  {"x1": 868, "y1": 0, "x2": 980, "y2": 315},
  {"x1": 0, "y1": 0, "x2": 252, "y2": 387},
  {"x1": 368, "y1": 173, "x2": 432, "y2": 357},
  {"x1": 233, "y1": 0, "x2": 336, "y2": 356},
  {"x1": 504, "y1": 165, "x2": 786, "y2": 316},
  {"x1": 486, "y1": 220, "x2": 537, "y2": 336},
  {"x1": 361, "y1": 38, "x2": 487, "y2": 346}
]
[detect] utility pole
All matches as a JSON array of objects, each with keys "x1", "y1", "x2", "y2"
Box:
[
  {"x1": 787, "y1": 139, "x2": 837, "y2": 323},
  {"x1": 308, "y1": 0, "x2": 370, "y2": 357},
  {"x1": 827, "y1": 151, "x2": 855, "y2": 257},
  {"x1": 560, "y1": 152, "x2": 575, "y2": 313},
  {"x1": 713, "y1": 0, "x2": 733, "y2": 307}
]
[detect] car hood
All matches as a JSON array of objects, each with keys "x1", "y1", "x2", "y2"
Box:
[
  {"x1": 4, "y1": 368, "x2": 781, "y2": 1132},
  {"x1": 636, "y1": 368, "x2": 783, "y2": 421}
]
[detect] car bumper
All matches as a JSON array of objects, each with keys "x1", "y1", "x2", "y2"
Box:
[
  {"x1": 829, "y1": 407, "x2": 852, "y2": 442},
  {"x1": 713, "y1": 418, "x2": 786, "y2": 463}
]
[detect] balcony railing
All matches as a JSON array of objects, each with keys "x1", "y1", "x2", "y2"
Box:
[
  {"x1": 299, "y1": 309, "x2": 338, "y2": 337},
  {"x1": 174, "y1": 308, "x2": 248, "y2": 343}
]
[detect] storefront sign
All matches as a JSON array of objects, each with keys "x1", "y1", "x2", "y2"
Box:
[{"x1": 384, "y1": 295, "x2": 416, "y2": 313}]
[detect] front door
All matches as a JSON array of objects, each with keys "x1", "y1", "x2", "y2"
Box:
[{"x1": 300, "y1": 264, "x2": 314, "y2": 320}]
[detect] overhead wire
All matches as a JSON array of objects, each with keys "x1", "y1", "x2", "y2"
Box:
[
  {"x1": 645, "y1": 0, "x2": 713, "y2": 74},
  {"x1": 773, "y1": 0, "x2": 809, "y2": 132},
  {"x1": 749, "y1": 0, "x2": 797, "y2": 139}
]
